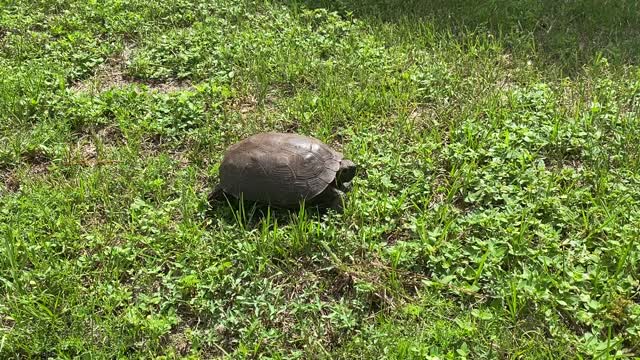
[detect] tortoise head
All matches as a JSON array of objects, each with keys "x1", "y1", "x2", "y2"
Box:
[{"x1": 336, "y1": 159, "x2": 357, "y2": 184}]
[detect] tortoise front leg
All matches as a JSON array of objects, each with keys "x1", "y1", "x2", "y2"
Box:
[
  {"x1": 337, "y1": 181, "x2": 352, "y2": 193},
  {"x1": 208, "y1": 183, "x2": 227, "y2": 204},
  {"x1": 327, "y1": 187, "x2": 346, "y2": 213}
]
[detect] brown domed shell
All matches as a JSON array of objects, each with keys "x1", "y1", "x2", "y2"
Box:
[{"x1": 218, "y1": 132, "x2": 343, "y2": 206}]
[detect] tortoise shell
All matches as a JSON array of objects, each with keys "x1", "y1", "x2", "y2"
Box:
[{"x1": 218, "y1": 132, "x2": 344, "y2": 207}]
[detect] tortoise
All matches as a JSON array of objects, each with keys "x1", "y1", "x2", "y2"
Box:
[{"x1": 210, "y1": 132, "x2": 357, "y2": 210}]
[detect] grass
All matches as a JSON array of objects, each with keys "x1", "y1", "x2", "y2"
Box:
[{"x1": 1, "y1": 0, "x2": 640, "y2": 358}]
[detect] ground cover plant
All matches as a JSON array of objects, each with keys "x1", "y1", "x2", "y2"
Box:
[{"x1": 1, "y1": 0, "x2": 640, "y2": 358}]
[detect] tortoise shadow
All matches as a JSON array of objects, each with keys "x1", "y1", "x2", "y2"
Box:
[{"x1": 206, "y1": 195, "x2": 341, "y2": 228}]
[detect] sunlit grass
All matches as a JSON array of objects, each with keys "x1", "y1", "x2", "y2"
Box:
[{"x1": 1, "y1": 0, "x2": 640, "y2": 358}]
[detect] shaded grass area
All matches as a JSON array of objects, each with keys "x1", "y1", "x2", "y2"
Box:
[
  {"x1": 289, "y1": 0, "x2": 640, "y2": 74},
  {"x1": 1, "y1": 0, "x2": 640, "y2": 358}
]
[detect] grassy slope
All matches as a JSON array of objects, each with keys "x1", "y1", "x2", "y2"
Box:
[{"x1": 1, "y1": 0, "x2": 640, "y2": 358}]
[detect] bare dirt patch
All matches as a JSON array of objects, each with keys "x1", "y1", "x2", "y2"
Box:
[
  {"x1": 1, "y1": 160, "x2": 50, "y2": 194},
  {"x1": 406, "y1": 105, "x2": 442, "y2": 131},
  {"x1": 97, "y1": 125, "x2": 125, "y2": 146},
  {"x1": 66, "y1": 140, "x2": 101, "y2": 168},
  {"x1": 71, "y1": 44, "x2": 193, "y2": 94},
  {"x1": 22, "y1": 148, "x2": 50, "y2": 167},
  {"x1": 383, "y1": 228, "x2": 412, "y2": 246},
  {"x1": 227, "y1": 91, "x2": 279, "y2": 118},
  {"x1": 2, "y1": 169, "x2": 20, "y2": 193},
  {"x1": 64, "y1": 129, "x2": 127, "y2": 169},
  {"x1": 170, "y1": 335, "x2": 192, "y2": 356},
  {"x1": 238, "y1": 95, "x2": 258, "y2": 117},
  {"x1": 0, "y1": 313, "x2": 15, "y2": 333}
]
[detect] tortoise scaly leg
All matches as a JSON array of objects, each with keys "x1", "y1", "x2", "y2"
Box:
[
  {"x1": 208, "y1": 183, "x2": 226, "y2": 205},
  {"x1": 327, "y1": 187, "x2": 346, "y2": 213}
]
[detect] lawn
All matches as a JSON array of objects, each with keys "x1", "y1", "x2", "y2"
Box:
[{"x1": 1, "y1": 0, "x2": 640, "y2": 358}]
